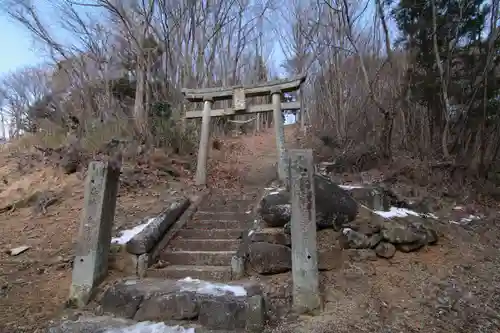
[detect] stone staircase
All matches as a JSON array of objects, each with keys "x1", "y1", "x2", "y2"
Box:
[{"x1": 147, "y1": 190, "x2": 259, "y2": 282}]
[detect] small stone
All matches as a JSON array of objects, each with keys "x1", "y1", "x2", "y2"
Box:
[
  {"x1": 367, "y1": 233, "x2": 383, "y2": 248},
  {"x1": 7, "y1": 245, "x2": 30, "y2": 256},
  {"x1": 55, "y1": 263, "x2": 67, "y2": 271},
  {"x1": 0, "y1": 283, "x2": 8, "y2": 297},
  {"x1": 345, "y1": 249, "x2": 378, "y2": 262},
  {"x1": 340, "y1": 229, "x2": 372, "y2": 249},
  {"x1": 375, "y1": 242, "x2": 396, "y2": 258}
]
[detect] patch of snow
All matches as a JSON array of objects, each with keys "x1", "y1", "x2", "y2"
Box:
[
  {"x1": 248, "y1": 230, "x2": 255, "y2": 236},
  {"x1": 450, "y1": 214, "x2": 481, "y2": 225},
  {"x1": 373, "y1": 207, "x2": 421, "y2": 219},
  {"x1": 339, "y1": 185, "x2": 365, "y2": 190},
  {"x1": 341, "y1": 228, "x2": 353, "y2": 235},
  {"x1": 111, "y1": 217, "x2": 156, "y2": 245},
  {"x1": 178, "y1": 277, "x2": 247, "y2": 297},
  {"x1": 453, "y1": 206, "x2": 464, "y2": 210},
  {"x1": 104, "y1": 321, "x2": 195, "y2": 333},
  {"x1": 422, "y1": 213, "x2": 439, "y2": 220},
  {"x1": 246, "y1": 210, "x2": 251, "y2": 214},
  {"x1": 124, "y1": 280, "x2": 138, "y2": 285}
]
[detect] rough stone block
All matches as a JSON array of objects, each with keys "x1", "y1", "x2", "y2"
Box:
[
  {"x1": 246, "y1": 295, "x2": 265, "y2": 332},
  {"x1": 126, "y1": 197, "x2": 190, "y2": 255},
  {"x1": 198, "y1": 296, "x2": 248, "y2": 330},
  {"x1": 134, "y1": 292, "x2": 199, "y2": 321},
  {"x1": 69, "y1": 161, "x2": 120, "y2": 308},
  {"x1": 100, "y1": 281, "x2": 145, "y2": 319}
]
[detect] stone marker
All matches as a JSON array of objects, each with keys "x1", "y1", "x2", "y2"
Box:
[
  {"x1": 288, "y1": 149, "x2": 321, "y2": 314},
  {"x1": 69, "y1": 161, "x2": 121, "y2": 308}
]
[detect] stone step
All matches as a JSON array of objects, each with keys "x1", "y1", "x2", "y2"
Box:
[
  {"x1": 194, "y1": 211, "x2": 251, "y2": 221},
  {"x1": 207, "y1": 193, "x2": 259, "y2": 201},
  {"x1": 198, "y1": 200, "x2": 255, "y2": 212},
  {"x1": 161, "y1": 250, "x2": 236, "y2": 266},
  {"x1": 185, "y1": 219, "x2": 244, "y2": 230},
  {"x1": 176, "y1": 229, "x2": 243, "y2": 239},
  {"x1": 170, "y1": 238, "x2": 241, "y2": 251},
  {"x1": 147, "y1": 265, "x2": 232, "y2": 281},
  {"x1": 98, "y1": 278, "x2": 264, "y2": 332}
]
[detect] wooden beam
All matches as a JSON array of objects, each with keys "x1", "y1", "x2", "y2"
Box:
[
  {"x1": 185, "y1": 101, "x2": 301, "y2": 119},
  {"x1": 182, "y1": 74, "x2": 306, "y2": 102}
]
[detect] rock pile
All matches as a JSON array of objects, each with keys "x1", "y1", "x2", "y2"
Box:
[{"x1": 246, "y1": 175, "x2": 439, "y2": 276}]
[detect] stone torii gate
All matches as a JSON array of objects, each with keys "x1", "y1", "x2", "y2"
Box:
[{"x1": 183, "y1": 75, "x2": 306, "y2": 185}]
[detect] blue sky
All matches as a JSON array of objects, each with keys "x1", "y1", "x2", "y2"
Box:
[{"x1": 0, "y1": 14, "x2": 41, "y2": 75}]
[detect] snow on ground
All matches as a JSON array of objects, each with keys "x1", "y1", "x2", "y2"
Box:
[
  {"x1": 104, "y1": 322, "x2": 195, "y2": 333},
  {"x1": 178, "y1": 277, "x2": 247, "y2": 297},
  {"x1": 111, "y1": 217, "x2": 156, "y2": 244},
  {"x1": 339, "y1": 184, "x2": 366, "y2": 190}
]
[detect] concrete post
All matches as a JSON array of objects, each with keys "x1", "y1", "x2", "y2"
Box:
[
  {"x1": 271, "y1": 89, "x2": 287, "y2": 183},
  {"x1": 299, "y1": 90, "x2": 305, "y2": 130},
  {"x1": 288, "y1": 149, "x2": 321, "y2": 314},
  {"x1": 195, "y1": 97, "x2": 214, "y2": 185},
  {"x1": 69, "y1": 161, "x2": 121, "y2": 308}
]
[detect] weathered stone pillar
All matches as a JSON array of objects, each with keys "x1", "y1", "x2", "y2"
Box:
[
  {"x1": 195, "y1": 96, "x2": 214, "y2": 185},
  {"x1": 288, "y1": 149, "x2": 321, "y2": 314},
  {"x1": 69, "y1": 161, "x2": 121, "y2": 308},
  {"x1": 271, "y1": 88, "x2": 287, "y2": 183}
]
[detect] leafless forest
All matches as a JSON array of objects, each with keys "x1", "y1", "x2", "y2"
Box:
[{"x1": 0, "y1": 0, "x2": 499, "y2": 196}]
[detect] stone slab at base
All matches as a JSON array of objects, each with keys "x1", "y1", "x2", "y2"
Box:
[{"x1": 99, "y1": 278, "x2": 265, "y2": 332}]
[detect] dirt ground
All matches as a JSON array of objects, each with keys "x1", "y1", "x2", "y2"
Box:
[
  {"x1": 264, "y1": 207, "x2": 500, "y2": 333},
  {"x1": 1, "y1": 125, "x2": 500, "y2": 332}
]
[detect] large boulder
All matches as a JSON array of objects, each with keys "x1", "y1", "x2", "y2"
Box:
[
  {"x1": 259, "y1": 174, "x2": 358, "y2": 230},
  {"x1": 259, "y1": 189, "x2": 291, "y2": 227}
]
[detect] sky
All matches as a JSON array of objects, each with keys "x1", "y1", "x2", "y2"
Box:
[{"x1": 0, "y1": 14, "x2": 42, "y2": 76}]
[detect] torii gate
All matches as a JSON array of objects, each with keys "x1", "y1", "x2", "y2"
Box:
[{"x1": 183, "y1": 75, "x2": 306, "y2": 185}]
